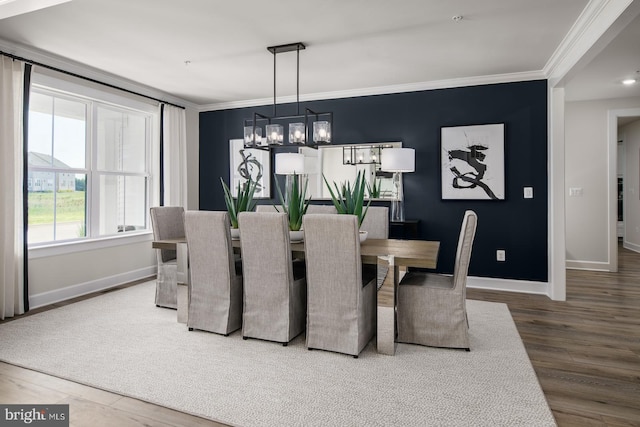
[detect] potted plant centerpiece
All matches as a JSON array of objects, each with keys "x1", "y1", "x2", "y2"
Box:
[
  {"x1": 274, "y1": 172, "x2": 311, "y2": 242},
  {"x1": 366, "y1": 177, "x2": 382, "y2": 199},
  {"x1": 220, "y1": 177, "x2": 258, "y2": 239},
  {"x1": 323, "y1": 170, "x2": 371, "y2": 242}
]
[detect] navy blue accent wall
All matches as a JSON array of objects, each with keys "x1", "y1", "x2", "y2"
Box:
[{"x1": 199, "y1": 80, "x2": 548, "y2": 282}]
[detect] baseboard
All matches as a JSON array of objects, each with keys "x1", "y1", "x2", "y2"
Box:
[
  {"x1": 29, "y1": 266, "x2": 157, "y2": 309},
  {"x1": 466, "y1": 276, "x2": 550, "y2": 297},
  {"x1": 566, "y1": 260, "x2": 612, "y2": 271},
  {"x1": 623, "y1": 241, "x2": 640, "y2": 253}
]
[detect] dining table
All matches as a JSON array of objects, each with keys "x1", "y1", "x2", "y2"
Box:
[{"x1": 152, "y1": 237, "x2": 440, "y2": 356}]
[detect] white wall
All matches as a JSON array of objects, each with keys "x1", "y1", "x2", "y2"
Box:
[
  {"x1": 28, "y1": 240, "x2": 156, "y2": 307},
  {"x1": 565, "y1": 96, "x2": 640, "y2": 270},
  {"x1": 621, "y1": 119, "x2": 640, "y2": 252}
]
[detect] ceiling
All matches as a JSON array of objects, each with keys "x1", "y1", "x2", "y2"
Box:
[{"x1": 0, "y1": 0, "x2": 638, "y2": 107}]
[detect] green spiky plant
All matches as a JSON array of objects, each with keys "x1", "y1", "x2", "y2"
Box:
[
  {"x1": 323, "y1": 170, "x2": 371, "y2": 227},
  {"x1": 274, "y1": 173, "x2": 310, "y2": 231},
  {"x1": 220, "y1": 177, "x2": 258, "y2": 228},
  {"x1": 366, "y1": 177, "x2": 381, "y2": 199}
]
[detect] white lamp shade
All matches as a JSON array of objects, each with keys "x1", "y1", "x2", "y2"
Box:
[
  {"x1": 275, "y1": 153, "x2": 305, "y2": 175},
  {"x1": 381, "y1": 148, "x2": 415, "y2": 172}
]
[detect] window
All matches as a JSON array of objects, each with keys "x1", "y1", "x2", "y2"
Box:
[{"x1": 28, "y1": 84, "x2": 155, "y2": 246}]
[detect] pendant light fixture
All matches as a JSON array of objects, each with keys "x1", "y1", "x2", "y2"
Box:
[{"x1": 243, "y1": 42, "x2": 333, "y2": 149}]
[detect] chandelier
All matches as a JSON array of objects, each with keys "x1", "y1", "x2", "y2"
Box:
[{"x1": 243, "y1": 42, "x2": 332, "y2": 149}]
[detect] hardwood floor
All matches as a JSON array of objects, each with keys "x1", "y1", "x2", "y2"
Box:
[
  {"x1": 468, "y1": 244, "x2": 640, "y2": 427},
  {"x1": 2, "y1": 247, "x2": 639, "y2": 426}
]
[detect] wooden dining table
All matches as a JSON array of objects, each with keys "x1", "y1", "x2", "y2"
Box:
[{"x1": 152, "y1": 237, "x2": 440, "y2": 356}]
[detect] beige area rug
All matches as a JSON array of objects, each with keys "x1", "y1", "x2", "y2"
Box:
[{"x1": 0, "y1": 281, "x2": 556, "y2": 426}]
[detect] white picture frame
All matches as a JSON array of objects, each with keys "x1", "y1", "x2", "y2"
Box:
[
  {"x1": 229, "y1": 139, "x2": 271, "y2": 199},
  {"x1": 441, "y1": 123, "x2": 505, "y2": 200}
]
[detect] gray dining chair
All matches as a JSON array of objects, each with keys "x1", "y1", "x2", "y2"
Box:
[
  {"x1": 397, "y1": 210, "x2": 478, "y2": 350},
  {"x1": 305, "y1": 204, "x2": 337, "y2": 214},
  {"x1": 184, "y1": 211, "x2": 243, "y2": 336},
  {"x1": 359, "y1": 206, "x2": 389, "y2": 287},
  {"x1": 359, "y1": 206, "x2": 389, "y2": 239},
  {"x1": 255, "y1": 205, "x2": 279, "y2": 213},
  {"x1": 238, "y1": 212, "x2": 306, "y2": 345},
  {"x1": 150, "y1": 206, "x2": 184, "y2": 309},
  {"x1": 303, "y1": 214, "x2": 376, "y2": 357}
]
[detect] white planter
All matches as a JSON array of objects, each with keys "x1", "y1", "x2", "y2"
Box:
[
  {"x1": 289, "y1": 230, "x2": 304, "y2": 242},
  {"x1": 230, "y1": 227, "x2": 240, "y2": 240}
]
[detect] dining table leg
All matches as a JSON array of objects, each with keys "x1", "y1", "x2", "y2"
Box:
[{"x1": 377, "y1": 255, "x2": 396, "y2": 355}]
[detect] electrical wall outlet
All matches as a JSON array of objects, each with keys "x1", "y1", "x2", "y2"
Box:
[
  {"x1": 524, "y1": 187, "x2": 533, "y2": 199},
  {"x1": 496, "y1": 250, "x2": 506, "y2": 262}
]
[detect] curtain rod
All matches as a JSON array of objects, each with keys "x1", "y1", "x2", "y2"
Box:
[{"x1": 1, "y1": 50, "x2": 185, "y2": 110}]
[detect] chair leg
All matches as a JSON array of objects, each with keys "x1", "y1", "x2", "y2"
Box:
[
  {"x1": 465, "y1": 348, "x2": 470, "y2": 352},
  {"x1": 243, "y1": 336, "x2": 248, "y2": 340},
  {"x1": 282, "y1": 342, "x2": 288, "y2": 347},
  {"x1": 353, "y1": 355, "x2": 358, "y2": 359}
]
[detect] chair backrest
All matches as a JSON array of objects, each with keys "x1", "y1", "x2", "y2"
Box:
[
  {"x1": 452, "y1": 210, "x2": 478, "y2": 291},
  {"x1": 238, "y1": 212, "x2": 294, "y2": 307},
  {"x1": 303, "y1": 214, "x2": 362, "y2": 308},
  {"x1": 305, "y1": 204, "x2": 337, "y2": 215},
  {"x1": 150, "y1": 206, "x2": 185, "y2": 262},
  {"x1": 255, "y1": 204, "x2": 280, "y2": 213},
  {"x1": 184, "y1": 211, "x2": 237, "y2": 295},
  {"x1": 359, "y1": 206, "x2": 388, "y2": 239}
]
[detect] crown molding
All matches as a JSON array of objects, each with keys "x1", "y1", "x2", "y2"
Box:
[
  {"x1": 544, "y1": 0, "x2": 637, "y2": 85},
  {"x1": 198, "y1": 70, "x2": 545, "y2": 112},
  {"x1": 0, "y1": 38, "x2": 198, "y2": 110}
]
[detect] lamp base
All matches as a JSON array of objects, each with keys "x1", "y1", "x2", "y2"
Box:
[
  {"x1": 390, "y1": 171, "x2": 405, "y2": 222},
  {"x1": 390, "y1": 200, "x2": 404, "y2": 222}
]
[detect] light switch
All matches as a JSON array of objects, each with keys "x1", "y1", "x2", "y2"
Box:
[
  {"x1": 524, "y1": 187, "x2": 533, "y2": 199},
  {"x1": 569, "y1": 187, "x2": 583, "y2": 197}
]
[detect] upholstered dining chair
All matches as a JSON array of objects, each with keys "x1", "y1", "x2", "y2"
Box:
[
  {"x1": 305, "y1": 204, "x2": 337, "y2": 214},
  {"x1": 150, "y1": 206, "x2": 184, "y2": 309},
  {"x1": 238, "y1": 212, "x2": 306, "y2": 345},
  {"x1": 184, "y1": 211, "x2": 243, "y2": 336},
  {"x1": 358, "y1": 206, "x2": 389, "y2": 287},
  {"x1": 255, "y1": 204, "x2": 279, "y2": 213},
  {"x1": 303, "y1": 214, "x2": 377, "y2": 358},
  {"x1": 359, "y1": 206, "x2": 389, "y2": 239},
  {"x1": 397, "y1": 210, "x2": 478, "y2": 350}
]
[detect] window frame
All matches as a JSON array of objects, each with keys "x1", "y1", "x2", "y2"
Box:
[{"x1": 27, "y1": 72, "x2": 160, "y2": 257}]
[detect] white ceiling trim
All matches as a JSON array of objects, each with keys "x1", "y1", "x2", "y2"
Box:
[
  {"x1": 199, "y1": 70, "x2": 546, "y2": 112},
  {"x1": 544, "y1": 0, "x2": 635, "y2": 86},
  {"x1": 0, "y1": 38, "x2": 197, "y2": 110}
]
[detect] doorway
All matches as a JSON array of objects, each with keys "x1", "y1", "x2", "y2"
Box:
[{"x1": 609, "y1": 109, "x2": 640, "y2": 271}]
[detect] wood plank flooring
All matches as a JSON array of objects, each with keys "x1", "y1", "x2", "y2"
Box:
[
  {"x1": 1, "y1": 246, "x2": 639, "y2": 426},
  {"x1": 468, "y1": 244, "x2": 640, "y2": 427}
]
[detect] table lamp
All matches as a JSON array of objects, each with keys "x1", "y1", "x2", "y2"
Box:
[
  {"x1": 275, "y1": 153, "x2": 305, "y2": 203},
  {"x1": 381, "y1": 148, "x2": 415, "y2": 222}
]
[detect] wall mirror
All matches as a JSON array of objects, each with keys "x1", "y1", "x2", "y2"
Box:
[{"x1": 299, "y1": 142, "x2": 402, "y2": 199}]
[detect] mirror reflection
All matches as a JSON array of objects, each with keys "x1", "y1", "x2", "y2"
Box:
[{"x1": 299, "y1": 142, "x2": 402, "y2": 199}]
